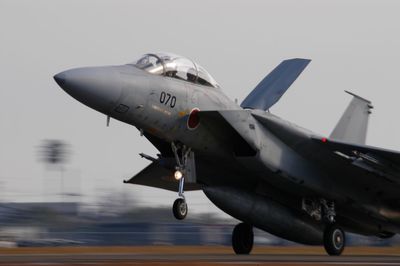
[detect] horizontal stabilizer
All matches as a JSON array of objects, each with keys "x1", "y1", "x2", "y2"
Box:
[
  {"x1": 241, "y1": 58, "x2": 311, "y2": 110},
  {"x1": 330, "y1": 91, "x2": 373, "y2": 145}
]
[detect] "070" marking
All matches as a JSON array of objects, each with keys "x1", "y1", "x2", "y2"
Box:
[{"x1": 160, "y1": 91, "x2": 176, "y2": 108}]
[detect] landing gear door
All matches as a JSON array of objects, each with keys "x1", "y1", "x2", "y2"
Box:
[{"x1": 185, "y1": 151, "x2": 197, "y2": 183}]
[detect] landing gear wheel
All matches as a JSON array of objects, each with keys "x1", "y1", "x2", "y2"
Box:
[
  {"x1": 323, "y1": 224, "x2": 345, "y2": 256},
  {"x1": 232, "y1": 223, "x2": 254, "y2": 255},
  {"x1": 171, "y1": 142, "x2": 191, "y2": 220},
  {"x1": 173, "y1": 198, "x2": 187, "y2": 220}
]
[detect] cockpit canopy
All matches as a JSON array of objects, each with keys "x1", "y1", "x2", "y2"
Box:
[{"x1": 133, "y1": 53, "x2": 219, "y2": 88}]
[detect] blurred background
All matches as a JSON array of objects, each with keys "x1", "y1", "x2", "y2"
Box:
[{"x1": 1, "y1": 0, "x2": 400, "y2": 248}]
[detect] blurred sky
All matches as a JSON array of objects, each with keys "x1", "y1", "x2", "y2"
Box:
[{"x1": 1, "y1": 0, "x2": 400, "y2": 215}]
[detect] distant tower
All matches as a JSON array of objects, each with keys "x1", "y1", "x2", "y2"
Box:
[{"x1": 38, "y1": 140, "x2": 70, "y2": 201}]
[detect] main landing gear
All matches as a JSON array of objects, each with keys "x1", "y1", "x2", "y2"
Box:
[
  {"x1": 232, "y1": 223, "x2": 254, "y2": 255},
  {"x1": 321, "y1": 201, "x2": 345, "y2": 256},
  {"x1": 323, "y1": 224, "x2": 345, "y2": 256},
  {"x1": 302, "y1": 198, "x2": 345, "y2": 255},
  {"x1": 171, "y1": 142, "x2": 191, "y2": 220}
]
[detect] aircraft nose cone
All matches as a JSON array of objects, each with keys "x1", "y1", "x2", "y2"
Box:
[
  {"x1": 54, "y1": 66, "x2": 122, "y2": 113},
  {"x1": 54, "y1": 73, "x2": 67, "y2": 87}
]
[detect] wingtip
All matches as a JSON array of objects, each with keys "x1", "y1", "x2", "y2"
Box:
[
  {"x1": 344, "y1": 90, "x2": 372, "y2": 104},
  {"x1": 285, "y1": 58, "x2": 312, "y2": 63}
]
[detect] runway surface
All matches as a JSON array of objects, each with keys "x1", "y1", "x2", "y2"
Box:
[{"x1": 1, "y1": 246, "x2": 400, "y2": 265}]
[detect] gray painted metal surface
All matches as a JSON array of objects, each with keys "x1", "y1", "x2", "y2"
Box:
[
  {"x1": 241, "y1": 58, "x2": 310, "y2": 110},
  {"x1": 330, "y1": 91, "x2": 373, "y2": 144},
  {"x1": 203, "y1": 186, "x2": 323, "y2": 245},
  {"x1": 54, "y1": 52, "x2": 400, "y2": 250}
]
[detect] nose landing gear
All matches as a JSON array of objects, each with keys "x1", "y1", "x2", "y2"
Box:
[
  {"x1": 171, "y1": 142, "x2": 191, "y2": 220},
  {"x1": 173, "y1": 198, "x2": 187, "y2": 220}
]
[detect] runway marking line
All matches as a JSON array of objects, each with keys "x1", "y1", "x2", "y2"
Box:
[
  {"x1": 1, "y1": 246, "x2": 400, "y2": 255},
  {"x1": 1, "y1": 246, "x2": 400, "y2": 266}
]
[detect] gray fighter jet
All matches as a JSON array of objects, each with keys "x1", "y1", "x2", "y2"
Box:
[{"x1": 54, "y1": 53, "x2": 400, "y2": 255}]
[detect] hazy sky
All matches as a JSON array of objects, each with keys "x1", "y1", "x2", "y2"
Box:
[{"x1": 1, "y1": 0, "x2": 400, "y2": 215}]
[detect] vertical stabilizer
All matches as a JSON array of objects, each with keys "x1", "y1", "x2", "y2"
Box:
[{"x1": 329, "y1": 91, "x2": 373, "y2": 145}]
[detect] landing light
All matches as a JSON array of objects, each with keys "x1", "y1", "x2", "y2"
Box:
[{"x1": 174, "y1": 170, "x2": 183, "y2": 180}]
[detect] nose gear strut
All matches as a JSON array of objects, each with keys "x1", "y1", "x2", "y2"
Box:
[{"x1": 171, "y1": 142, "x2": 191, "y2": 220}]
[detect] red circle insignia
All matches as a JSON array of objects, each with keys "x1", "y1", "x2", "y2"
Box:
[{"x1": 187, "y1": 108, "x2": 200, "y2": 130}]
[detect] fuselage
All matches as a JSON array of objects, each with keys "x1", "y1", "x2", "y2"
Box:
[{"x1": 54, "y1": 57, "x2": 400, "y2": 241}]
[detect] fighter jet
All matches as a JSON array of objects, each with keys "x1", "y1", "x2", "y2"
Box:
[{"x1": 54, "y1": 52, "x2": 400, "y2": 256}]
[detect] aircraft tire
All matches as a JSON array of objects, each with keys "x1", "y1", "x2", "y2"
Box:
[
  {"x1": 232, "y1": 223, "x2": 254, "y2": 255},
  {"x1": 172, "y1": 198, "x2": 187, "y2": 220},
  {"x1": 323, "y1": 224, "x2": 345, "y2": 256}
]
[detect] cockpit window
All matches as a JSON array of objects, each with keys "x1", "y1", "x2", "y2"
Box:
[
  {"x1": 132, "y1": 53, "x2": 219, "y2": 88},
  {"x1": 196, "y1": 64, "x2": 218, "y2": 87},
  {"x1": 135, "y1": 54, "x2": 164, "y2": 75}
]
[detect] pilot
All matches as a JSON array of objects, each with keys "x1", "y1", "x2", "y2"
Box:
[
  {"x1": 166, "y1": 70, "x2": 177, "y2": 77},
  {"x1": 187, "y1": 68, "x2": 197, "y2": 82}
]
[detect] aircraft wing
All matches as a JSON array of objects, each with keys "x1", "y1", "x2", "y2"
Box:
[
  {"x1": 124, "y1": 161, "x2": 201, "y2": 192},
  {"x1": 252, "y1": 111, "x2": 400, "y2": 198},
  {"x1": 241, "y1": 58, "x2": 311, "y2": 111},
  {"x1": 127, "y1": 110, "x2": 259, "y2": 192},
  {"x1": 197, "y1": 110, "x2": 258, "y2": 156}
]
